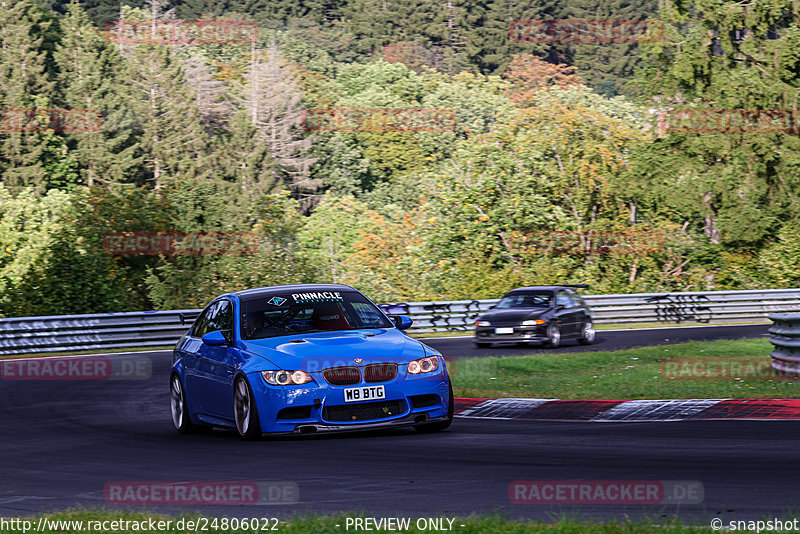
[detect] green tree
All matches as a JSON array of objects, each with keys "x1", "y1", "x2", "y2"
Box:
[
  {"x1": 297, "y1": 195, "x2": 371, "y2": 283},
  {"x1": 632, "y1": 0, "x2": 800, "y2": 247},
  {"x1": 120, "y1": 42, "x2": 209, "y2": 189},
  {"x1": 0, "y1": 0, "x2": 56, "y2": 189},
  {"x1": 54, "y1": 1, "x2": 143, "y2": 186}
]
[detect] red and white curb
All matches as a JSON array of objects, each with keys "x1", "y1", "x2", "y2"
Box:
[{"x1": 454, "y1": 398, "x2": 800, "y2": 421}]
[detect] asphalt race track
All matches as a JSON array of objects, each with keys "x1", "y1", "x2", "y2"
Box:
[{"x1": 2, "y1": 323, "x2": 797, "y2": 524}]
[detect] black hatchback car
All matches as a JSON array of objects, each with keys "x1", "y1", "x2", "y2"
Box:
[{"x1": 473, "y1": 285, "x2": 595, "y2": 348}]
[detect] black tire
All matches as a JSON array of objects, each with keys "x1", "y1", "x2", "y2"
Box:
[
  {"x1": 543, "y1": 323, "x2": 561, "y2": 348},
  {"x1": 475, "y1": 342, "x2": 492, "y2": 348},
  {"x1": 578, "y1": 320, "x2": 596, "y2": 345},
  {"x1": 234, "y1": 376, "x2": 262, "y2": 440},
  {"x1": 414, "y1": 382, "x2": 454, "y2": 433},
  {"x1": 170, "y1": 374, "x2": 199, "y2": 434}
]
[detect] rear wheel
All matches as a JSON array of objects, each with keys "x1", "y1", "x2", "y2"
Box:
[
  {"x1": 414, "y1": 383, "x2": 453, "y2": 433},
  {"x1": 543, "y1": 323, "x2": 561, "y2": 348},
  {"x1": 170, "y1": 374, "x2": 198, "y2": 434},
  {"x1": 578, "y1": 321, "x2": 596, "y2": 345},
  {"x1": 234, "y1": 376, "x2": 262, "y2": 440}
]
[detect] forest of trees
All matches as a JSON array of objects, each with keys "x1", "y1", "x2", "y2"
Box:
[{"x1": 2, "y1": 0, "x2": 800, "y2": 316}]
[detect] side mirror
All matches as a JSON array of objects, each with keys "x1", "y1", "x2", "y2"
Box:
[
  {"x1": 390, "y1": 315, "x2": 413, "y2": 331},
  {"x1": 556, "y1": 304, "x2": 565, "y2": 310},
  {"x1": 202, "y1": 330, "x2": 228, "y2": 346}
]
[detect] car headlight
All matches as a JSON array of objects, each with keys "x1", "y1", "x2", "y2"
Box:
[
  {"x1": 407, "y1": 356, "x2": 440, "y2": 374},
  {"x1": 521, "y1": 319, "x2": 546, "y2": 326},
  {"x1": 261, "y1": 370, "x2": 313, "y2": 385},
  {"x1": 476, "y1": 320, "x2": 491, "y2": 326}
]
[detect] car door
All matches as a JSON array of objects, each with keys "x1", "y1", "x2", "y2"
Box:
[
  {"x1": 569, "y1": 290, "x2": 590, "y2": 330},
  {"x1": 566, "y1": 290, "x2": 588, "y2": 334},
  {"x1": 183, "y1": 302, "x2": 216, "y2": 412},
  {"x1": 194, "y1": 299, "x2": 238, "y2": 418},
  {"x1": 555, "y1": 290, "x2": 579, "y2": 336}
]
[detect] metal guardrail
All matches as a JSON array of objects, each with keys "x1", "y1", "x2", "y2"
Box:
[
  {"x1": 768, "y1": 313, "x2": 800, "y2": 374},
  {"x1": 1, "y1": 288, "x2": 797, "y2": 355},
  {"x1": 380, "y1": 288, "x2": 800, "y2": 332}
]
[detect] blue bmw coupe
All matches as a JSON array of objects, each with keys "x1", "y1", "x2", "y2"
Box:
[{"x1": 170, "y1": 284, "x2": 453, "y2": 439}]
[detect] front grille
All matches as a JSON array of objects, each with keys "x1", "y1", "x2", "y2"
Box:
[
  {"x1": 364, "y1": 363, "x2": 398, "y2": 383},
  {"x1": 323, "y1": 366, "x2": 361, "y2": 386},
  {"x1": 322, "y1": 400, "x2": 406, "y2": 422}
]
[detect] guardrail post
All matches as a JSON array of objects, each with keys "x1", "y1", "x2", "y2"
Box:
[{"x1": 768, "y1": 314, "x2": 800, "y2": 374}]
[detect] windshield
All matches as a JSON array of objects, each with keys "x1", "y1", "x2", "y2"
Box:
[
  {"x1": 239, "y1": 290, "x2": 393, "y2": 340},
  {"x1": 495, "y1": 293, "x2": 553, "y2": 309}
]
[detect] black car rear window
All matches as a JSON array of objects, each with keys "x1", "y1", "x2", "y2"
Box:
[
  {"x1": 239, "y1": 290, "x2": 392, "y2": 339},
  {"x1": 496, "y1": 292, "x2": 553, "y2": 309}
]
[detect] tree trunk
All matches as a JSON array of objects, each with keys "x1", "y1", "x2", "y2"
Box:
[{"x1": 703, "y1": 191, "x2": 720, "y2": 244}]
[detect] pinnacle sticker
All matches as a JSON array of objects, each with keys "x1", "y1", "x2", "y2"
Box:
[
  {"x1": 267, "y1": 296, "x2": 287, "y2": 306},
  {"x1": 291, "y1": 291, "x2": 343, "y2": 302}
]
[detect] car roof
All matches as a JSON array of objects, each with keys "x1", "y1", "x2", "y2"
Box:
[
  {"x1": 506, "y1": 286, "x2": 572, "y2": 292},
  {"x1": 235, "y1": 283, "x2": 356, "y2": 299}
]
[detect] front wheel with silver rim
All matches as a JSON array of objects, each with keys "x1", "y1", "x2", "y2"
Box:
[
  {"x1": 234, "y1": 376, "x2": 262, "y2": 440},
  {"x1": 170, "y1": 374, "x2": 198, "y2": 434},
  {"x1": 578, "y1": 321, "x2": 596, "y2": 345},
  {"x1": 543, "y1": 323, "x2": 561, "y2": 348}
]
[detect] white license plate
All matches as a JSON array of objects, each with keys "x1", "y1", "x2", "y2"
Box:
[
  {"x1": 344, "y1": 385, "x2": 385, "y2": 403},
  {"x1": 495, "y1": 327, "x2": 515, "y2": 334}
]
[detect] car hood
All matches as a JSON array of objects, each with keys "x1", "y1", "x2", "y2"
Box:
[
  {"x1": 240, "y1": 328, "x2": 429, "y2": 372},
  {"x1": 478, "y1": 308, "x2": 550, "y2": 324}
]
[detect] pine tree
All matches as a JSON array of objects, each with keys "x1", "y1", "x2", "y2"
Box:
[
  {"x1": 237, "y1": 45, "x2": 318, "y2": 207},
  {"x1": 117, "y1": 0, "x2": 209, "y2": 190},
  {"x1": 632, "y1": 0, "x2": 800, "y2": 246},
  {"x1": 53, "y1": 1, "x2": 143, "y2": 186},
  {"x1": 561, "y1": 0, "x2": 659, "y2": 96},
  {"x1": 0, "y1": 0, "x2": 55, "y2": 189},
  {"x1": 217, "y1": 110, "x2": 275, "y2": 201}
]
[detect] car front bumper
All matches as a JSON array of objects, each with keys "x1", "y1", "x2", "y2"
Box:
[
  {"x1": 248, "y1": 366, "x2": 450, "y2": 434},
  {"x1": 474, "y1": 325, "x2": 548, "y2": 343}
]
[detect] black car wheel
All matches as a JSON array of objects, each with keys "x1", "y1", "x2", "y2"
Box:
[
  {"x1": 414, "y1": 382, "x2": 453, "y2": 433},
  {"x1": 578, "y1": 321, "x2": 596, "y2": 345},
  {"x1": 543, "y1": 323, "x2": 561, "y2": 348},
  {"x1": 234, "y1": 376, "x2": 262, "y2": 440},
  {"x1": 170, "y1": 374, "x2": 199, "y2": 434}
]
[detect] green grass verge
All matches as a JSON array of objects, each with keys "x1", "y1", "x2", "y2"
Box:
[
  {"x1": 0, "y1": 510, "x2": 718, "y2": 533},
  {"x1": 450, "y1": 338, "x2": 797, "y2": 399}
]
